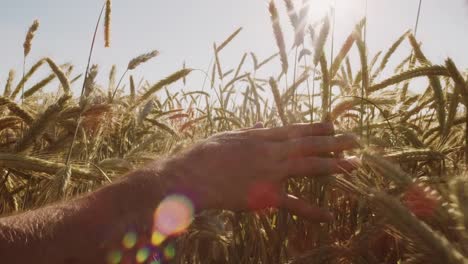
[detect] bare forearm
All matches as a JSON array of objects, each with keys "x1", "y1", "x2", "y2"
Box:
[
  {"x1": 0, "y1": 165, "x2": 165, "y2": 264},
  {"x1": 0, "y1": 123, "x2": 359, "y2": 263}
]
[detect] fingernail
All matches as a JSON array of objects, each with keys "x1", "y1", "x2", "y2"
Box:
[{"x1": 253, "y1": 122, "x2": 264, "y2": 129}]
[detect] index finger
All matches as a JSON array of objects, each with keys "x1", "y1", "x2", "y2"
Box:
[{"x1": 247, "y1": 123, "x2": 334, "y2": 141}]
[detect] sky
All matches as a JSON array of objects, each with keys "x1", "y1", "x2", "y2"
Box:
[{"x1": 1, "y1": 0, "x2": 468, "y2": 96}]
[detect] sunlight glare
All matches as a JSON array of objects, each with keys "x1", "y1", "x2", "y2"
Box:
[
  {"x1": 153, "y1": 194, "x2": 194, "y2": 236},
  {"x1": 122, "y1": 232, "x2": 138, "y2": 249},
  {"x1": 136, "y1": 247, "x2": 151, "y2": 263}
]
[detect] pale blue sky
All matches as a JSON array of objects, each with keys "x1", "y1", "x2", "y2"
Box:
[{"x1": 1, "y1": 0, "x2": 468, "y2": 95}]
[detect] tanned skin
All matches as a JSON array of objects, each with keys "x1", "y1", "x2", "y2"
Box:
[{"x1": 0, "y1": 123, "x2": 359, "y2": 263}]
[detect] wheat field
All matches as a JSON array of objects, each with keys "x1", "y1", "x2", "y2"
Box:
[{"x1": 1, "y1": 0, "x2": 468, "y2": 263}]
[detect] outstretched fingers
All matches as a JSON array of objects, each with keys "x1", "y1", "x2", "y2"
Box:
[
  {"x1": 279, "y1": 134, "x2": 359, "y2": 159},
  {"x1": 248, "y1": 123, "x2": 334, "y2": 141},
  {"x1": 280, "y1": 156, "x2": 360, "y2": 179}
]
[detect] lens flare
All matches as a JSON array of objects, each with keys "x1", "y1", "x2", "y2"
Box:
[
  {"x1": 151, "y1": 231, "x2": 166, "y2": 246},
  {"x1": 153, "y1": 194, "x2": 194, "y2": 236},
  {"x1": 163, "y1": 244, "x2": 176, "y2": 260},
  {"x1": 136, "y1": 247, "x2": 151, "y2": 263},
  {"x1": 122, "y1": 232, "x2": 138, "y2": 249},
  {"x1": 106, "y1": 250, "x2": 122, "y2": 264}
]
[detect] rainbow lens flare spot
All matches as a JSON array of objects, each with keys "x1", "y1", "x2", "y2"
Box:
[
  {"x1": 136, "y1": 247, "x2": 151, "y2": 263},
  {"x1": 154, "y1": 194, "x2": 194, "y2": 236},
  {"x1": 107, "y1": 250, "x2": 122, "y2": 264},
  {"x1": 164, "y1": 244, "x2": 176, "y2": 260},
  {"x1": 122, "y1": 232, "x2": 138, "y2": 249},
  {"x1": 151, "y1": 231, "x2": 166, "y2": 246}
]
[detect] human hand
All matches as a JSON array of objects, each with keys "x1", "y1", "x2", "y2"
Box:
[{"x1": 157, "y1": 122, "x2": 359, "y2": 222}]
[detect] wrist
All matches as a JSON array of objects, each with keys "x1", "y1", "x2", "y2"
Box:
[
  {"x1": 146, "y1": 157, "x2": 216, "y2": 213},
  {"x1": 135, "y1": 158, "x2": 207, "y2": 239}
]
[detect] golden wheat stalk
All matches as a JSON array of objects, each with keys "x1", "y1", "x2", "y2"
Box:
[
  {"x1": 371, "y1": 190, "x2": 468, "y2": 264},
  {"x1": 384, "y1": 149, "x2": 443, "y2": 162},
  {"x1": 395, "y1": 125, "x2": 425, "y2": 148},
  {"x1": 48, "y1": 166, "x2": 73, "y2": 202},
  {"x1": 269, "y1": 0, "x2": 288, "y2": 74},
  {"x1": 210, "y1": 55, "x2": 217, "y2": 88},
  {"x1": 329, "y1": 31, "x2": 356, "y2": 78},
  {"x1": 313, "y1": 16, "x2": 330, "y2": 66},
  {"x1": 257, "y1": 53, "x2": 280, "y2": 71},
  {"x1": 129, "y1": 75, "x2": 136, "y2": 102},
  {"x1": 369, "y1": 65, "x2": 449, "y2": 93},
  {"x1": 23, "y1": 74, "x2": 56, "y2": 98},
  {"x1": 233, "y1": 53, "x2": 247, "y2": 79},
  {"x1": 216, "y1": 27, "x2": 243, "y2": 53},
  {"x1": 84, "y1": 64, "x2": 99, "y2": 99},
  {"x1": 355, "y1": 29, "x2": 370, "y2": 137},
  {"x1": 330, "y1": 97, "x2": 395, "y2": 121},
  {"x1": 44, "y1": 58, "x2": 72, "y2": 95},
  {"x1": 23, "y1": 20, "x2": 39, "y2": 58},
  {"x1": 0, "y1": 153, "x2": 95, "y2": 180},
  {"x1": 224, "y1": 73, "x2": 249, "y2": 91},
  {"x1": 128, "y1": 50, "x2": 160, "y2": 70},
  {"x1": 15, "y1": 94, "x2": 71, "y2": 153},
  {"x1": 450, "y1": 177, "x2": 468, "y2": 243},
  {"x1": 320, "y1": 55, "x2": 330, "y2": 121},
  {"x1": 104, "y1": 0, "x2": 111, "y2": 47},
  {"x1": 445, "y1": 58, "x2": 468, "y2": 163},
  {"x1": 446, "y1": 58, "x2": 468, "y2": 103},
  {"x1": 445, "y1": 90, "x2": 461, "y2": 139},
  {"x1": 423, "y1": 117, "x2": 465, "y2": 143},
  {"x1": 401, "y1": 95, "x2": 433, "y2": 124},
  {"x1": 281, "y1": 71, "x2": 310, "y2": 105},
  {"x1": 283, "y1": 0, "x2": 299, "y2": 29},
  {"x1": 213, "y1": 43, "x2": 223, "y2": 80},
  {"x1": 3, "y1": 70, "x2": 15, "y2": 97},
  {"x1": 369, "y1": 50, "x2": 383, "y2": 72},
  {"x1": 145, "y1": 119, "x2": 178, "y2": 137},
  {"x1": 11, "y1": 59, "x2": 46, "y2": 99},
  {"x1": 0, "y1": 96, "x2": 35, "y2": 124},
  {"x1": 408, "y1": 33, "x2": 446, "y2": 134},
  {"x1": 269, "y1": 77, "x2": 288, "y2": 126},
  {"x1": 0, "y1": 117, "x2": 22, "y2": 131},
  {"x1": 247, "y1": 75, "x2": 262, "y2": 122},
  {"x1": 131, "y1": 68, "x2": 192, "y2": 110},
  {"x1": 363, "y1": 152, "x2": 413, "y2": 187},
  {"x1": 294, "y1": 0, "x2": 309, "y2": 47},
  {"x1": 372, "y1": 30, "x2": 410, "y2": 80}
]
